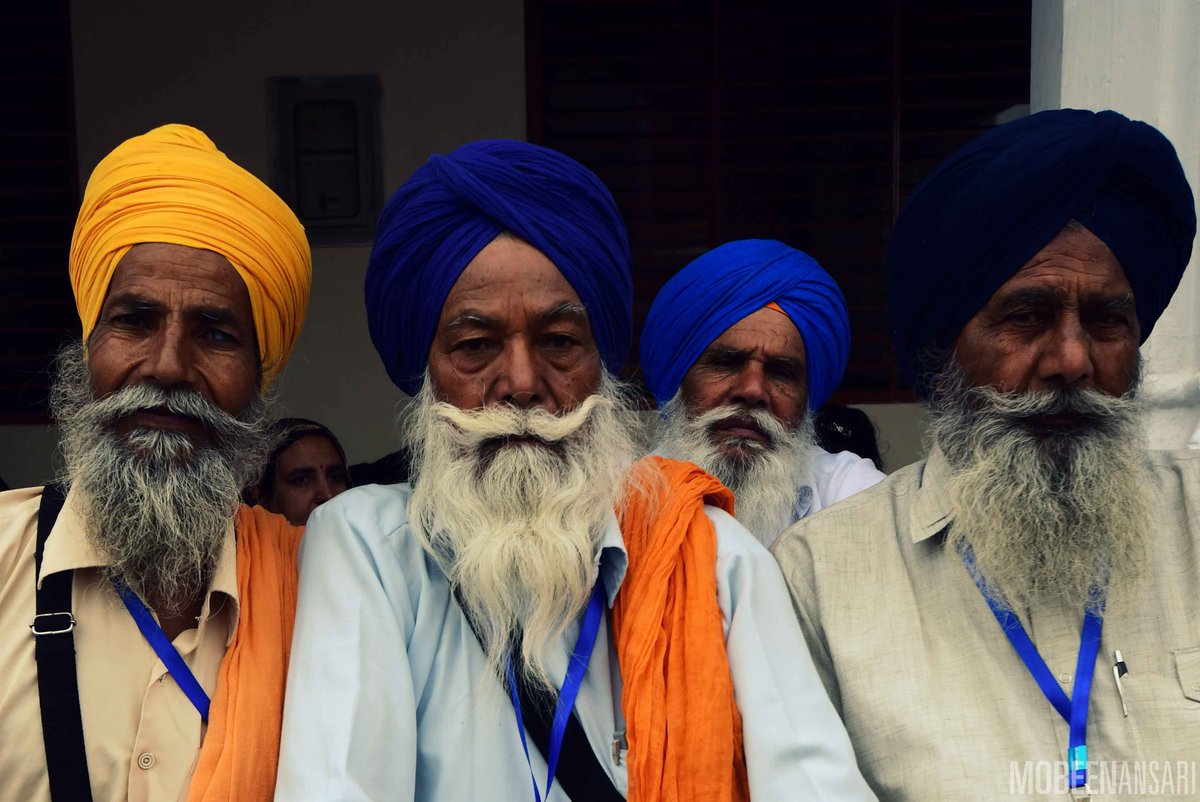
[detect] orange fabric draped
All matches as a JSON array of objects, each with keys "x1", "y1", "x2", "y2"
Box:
[
  {"x1": 613, "y1": 457, "x2": 750, "y2": 802},
  {"x1": 187, "y1": 504, "x2": 302, "y2": 802}
]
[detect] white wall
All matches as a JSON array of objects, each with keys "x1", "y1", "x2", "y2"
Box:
[
  {"x1": 1032, "y1": 0, "x2": 1200, "y2": 449},
  {"x1": 0, "y1": 0, "x2": 525, "y2": 488}
]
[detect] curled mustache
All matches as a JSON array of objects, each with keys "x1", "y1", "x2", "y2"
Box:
[{"x1": 430, "y1": 393, "x2": 610, "y2": 452}]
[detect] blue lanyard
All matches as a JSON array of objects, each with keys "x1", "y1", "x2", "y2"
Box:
[
  {"x1": 507, "y1": 580, "x2": 606, "y2": 802},
  {"x1": 111, "y1": 577, "x2": 211, "y2": 721},
  {"x1": 960, "y1": 547, "x2": 1102, "y2": 790}
]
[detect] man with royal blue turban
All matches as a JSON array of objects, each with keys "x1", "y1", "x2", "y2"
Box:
[
  {"x1": 278, "y1": 140, "x2": 875, "y2": 801},
  {"x1": 772, "y1": 109, "x2": 1200, "y2": 800},
  {"x1": 643, "y1": 239, "x2": 883, "y2": 546}
]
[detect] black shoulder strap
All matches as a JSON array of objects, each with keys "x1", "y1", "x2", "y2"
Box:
[
  {"x1": 452, "y1": 586, "x2": 624, "y2": 802},
  {"x1": 32, "y1": 483, "x2": 94, "y2": 802}
]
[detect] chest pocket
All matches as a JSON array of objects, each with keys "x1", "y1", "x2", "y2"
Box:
[{"x1": 1173, "y1": 647, "x2": 1200, "y2": 703}]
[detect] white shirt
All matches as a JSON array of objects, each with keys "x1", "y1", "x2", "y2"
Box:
[
  {"x1": 275, "y1": 483, "x2": 875, "y2": 801},
  {"x1": 795, "y1": 448, "x2": 885, "y2": 520}
]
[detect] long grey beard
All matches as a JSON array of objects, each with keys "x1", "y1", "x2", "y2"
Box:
[
  {"x1": 927, "y1": 360, "x2": 1149, "y2": 613},
  {"x1": 402, "y1": 373, "x2": 649, "y2": 692},
  {"x1": 50, "y1": 342, "x2": 274, "y2": 614},
  {"x1": 654, "y1": 392, "x2": 815, "y2": 546}
]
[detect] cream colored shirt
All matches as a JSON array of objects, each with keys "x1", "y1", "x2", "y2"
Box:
[
  {"x1": 772, "y1": 448, "x2": 1200, "y2": 801},
  {"x1": 0, "y1": 485, "x2": 239, "y2": 802}
]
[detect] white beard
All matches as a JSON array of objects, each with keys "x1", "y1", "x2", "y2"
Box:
[
  {"x1": 653, "y1": 392, "x2": 816, "y2": 547},
  {"x1": 927, "y1": 359, "x2": 1149, "y2": 613},
  {"x1": 402, "y1": 373, "x2": 648, "y2": 690}
]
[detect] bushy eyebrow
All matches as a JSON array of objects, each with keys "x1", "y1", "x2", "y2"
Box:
[
  {"x1": 700, "y1": 344, "x2": 750, "y2": 361},
  {"x1": 444, "y1": 311, "x2": 495, "y2": 332},
  {"x1": 104, "y1": 294, "x2": 244, "y2": 328},
  {"x1": 538, "y1": 302, "x2": 588, "y2": 326},
  {"x1": 444, "y1": 302, "x2": 589, "y2": 333}
]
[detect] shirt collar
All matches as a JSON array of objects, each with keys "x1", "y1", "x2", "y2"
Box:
[
  {"x1": 909, "y1": 445, "x2": 954, "y2": 543},
  {"x1": 594, "y1": 510, "x2": 628, "y2": 609},
  {"x1": 38, "y1": 484, "x2": 242, "y2": 643}
]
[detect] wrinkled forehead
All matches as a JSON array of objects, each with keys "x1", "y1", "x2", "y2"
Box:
[
  {"x1": 969, "y1": 224, "x2": 1134, "y2": 320},
  {"x1": 436, "y1": 237, "x2": 593, "y2": 338}
]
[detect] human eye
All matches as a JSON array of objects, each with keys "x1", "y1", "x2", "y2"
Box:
[
  {"x1": 206, "y1": 328, "x2": 239, "y2": 344},
  {"x1": 455, "y1": 337, "x2": 494, "y2": 353},
  {"x1": 110, "y1": 311, "x2": 150, "y2": 329},
  {"x1": 543, "y1": 332, "x2": 579, "y2": 351}
]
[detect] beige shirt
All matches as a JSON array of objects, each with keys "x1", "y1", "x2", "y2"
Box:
[
  {"x1": 0, "y1": 485, "x2": 239, "y2": 802},
  {"x1": 772, "y1": 447, "x2": 1200, "y2": 801}
]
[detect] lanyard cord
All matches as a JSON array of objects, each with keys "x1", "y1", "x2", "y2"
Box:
[
  {"x1": 961, "y1": 546, "x2": 1103, "y2": 790},
  {"x1": 508, "y1": 580, "x2": 606, "y2": 802},
  {"x1": 111, "y1": 577, "x2": 211, "y2": 721}
]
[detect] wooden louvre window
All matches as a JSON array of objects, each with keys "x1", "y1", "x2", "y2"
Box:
[{"x1": 526, "y1": 0, "x2": 1031, "y2": 402}]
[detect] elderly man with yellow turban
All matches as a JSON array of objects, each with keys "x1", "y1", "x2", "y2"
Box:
[{"x1": 0, "y1": 124, "x2": 311, "y2": 802}]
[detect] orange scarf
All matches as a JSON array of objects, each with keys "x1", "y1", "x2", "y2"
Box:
[
  {"x1": 187, "y1": 504, "x2": 302, "y2": 802},
  {"x1": 613, "y1": 457, "x2": 750, "y2": 802}
]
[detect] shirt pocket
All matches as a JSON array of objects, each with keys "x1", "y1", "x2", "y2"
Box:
[{"x1": 1173, "y1": 647, "x2": 1200, "y2": 703}]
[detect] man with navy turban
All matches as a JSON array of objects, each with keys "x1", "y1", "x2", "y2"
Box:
[
  {"x1": 276, "y1": 140, "x2": 874, "y2": 801},
  {"x1": 772, "y1": 109, "x2": 1200, "y2": 799},
  {"x1": 644, "y1": 240, "x2": 883, "y2": 546}
]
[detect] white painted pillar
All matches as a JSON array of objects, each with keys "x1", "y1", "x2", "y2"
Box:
[{"x1": 1031, "y1": 0, "x2": 1200, "y2": 449}]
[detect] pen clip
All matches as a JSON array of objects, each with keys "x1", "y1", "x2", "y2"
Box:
[{"x1": 1112, "y1": 649, "x2": 1129, "y2": 717}]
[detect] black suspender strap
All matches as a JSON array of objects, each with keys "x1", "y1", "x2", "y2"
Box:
[
  {"x1": 453, "y1": 587, "x2": 624, "y2": 802},
  {"x1": 31, "y1": 483, "x2": 94, "y2": 802}
]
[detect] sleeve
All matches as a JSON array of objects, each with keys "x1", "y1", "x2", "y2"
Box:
[
  {"x1": 770, "y1": 520, "x2": 844, "y2": 715},
  {"x1": 710, "y1": 507, "x2": 875, "y2": 802},
  {"x1": 275, "y1": 496, "x2": 418, "y2": 802}
]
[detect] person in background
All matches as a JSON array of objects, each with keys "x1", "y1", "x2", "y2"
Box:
[
  {"x1": 251, "y1": 418, "x2": 350, "y2": 525},
  {"x1": 642, "y1": 239, "x2": 884, "y2": 547}
]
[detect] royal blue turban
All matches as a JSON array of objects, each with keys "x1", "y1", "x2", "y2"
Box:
[
  {"x1": 888, "y1": 108, "x2": 1196, "y2": 392},
  {"x1": 365, "y1": 139, "x2": 632, "y2": 395},
  {"x1": 640, "y1": 239, "x2": 850, "y2": 411}
]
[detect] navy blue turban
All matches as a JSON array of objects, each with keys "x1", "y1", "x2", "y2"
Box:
[
  {"x1": 365, "y1": 139, "x2": 632, "y2": 395},
  {"x1": 640, "y1": 239, "x2": 850, "y2": 411},
  {"x1": 888, "y1": 108, "x2": 1196, "y2": 392}
]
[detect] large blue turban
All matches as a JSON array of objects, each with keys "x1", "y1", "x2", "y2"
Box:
[
  {"x1": 640, "y1": 239, "x2": 850, "y2": 411},
  {"x1": 365, "y1": 139, "x2": 632, "y2": 395},
  {"x1": 888, "y1": 108, "x2": 1196, "y2": 392}
]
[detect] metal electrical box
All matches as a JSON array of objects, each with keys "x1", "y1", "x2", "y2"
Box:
[{"x1": 268, "y1": 75, "x2": 383, "y2": 246}]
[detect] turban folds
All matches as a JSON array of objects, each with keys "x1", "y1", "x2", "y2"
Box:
[
  {"x1": 71, "y1": 124, "x2": 311, "y2": 386},
  {"x1": 640, "y1": 239, "x2": 850, "y2": 411},
  {"x1": 888, "y1": 108, "x2": 1196, "y2": 391},
  {"x1": 365, "y1": 139, "x2": 632, "y2": 395}
]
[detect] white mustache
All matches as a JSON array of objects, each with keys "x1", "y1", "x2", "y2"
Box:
[{"x1": 432, "y1": 393, "x2": 610, "y2": 447}]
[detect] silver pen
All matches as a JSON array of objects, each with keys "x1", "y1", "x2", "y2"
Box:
[{"x1": 1112, "y1": 649, "x2": 1129, "y2": 717}]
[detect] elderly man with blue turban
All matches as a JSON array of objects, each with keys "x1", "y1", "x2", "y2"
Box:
[
  {"x1": 644, "y1": 240, "x2": 884, "y2": 546},
  {"x1": 276, "y1": 140, "x2": 875, "y2": 801},
  {"x1": 773, "y1": 109, "x2": 1200, "y2": 799}
]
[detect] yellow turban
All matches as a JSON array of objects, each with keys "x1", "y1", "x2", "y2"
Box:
[{"x1": 70, "y1": 124, "x2": 311, "y2": 386}]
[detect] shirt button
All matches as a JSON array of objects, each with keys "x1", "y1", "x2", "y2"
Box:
[
  {"x1": 1191, "y1": 681, "x2": 1200, "y2": 693},
  {"x1": 137, "y1": 753, "x2": 155, "y2": 770},
  {"x1": 1059, "y1": 672, "x2": 1072, "y2": 684}
]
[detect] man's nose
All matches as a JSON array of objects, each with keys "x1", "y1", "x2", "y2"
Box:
[
  {"x1": 492, "y1": 341, "x2": 552, "y2": 411},
  {"x1": 1037, "y1": 317, "x2": 1095, "y2": 389},
  {"x1": 729, "y1": 364, "x2": 769, "y2": 408},
  {"x1": 138, "y1": 324, "x2": 198, "y2": 390}
]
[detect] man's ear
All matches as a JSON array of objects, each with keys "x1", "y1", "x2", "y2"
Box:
[{"x1": 243, "y1": 484, "x2": 264, "y2": 506}]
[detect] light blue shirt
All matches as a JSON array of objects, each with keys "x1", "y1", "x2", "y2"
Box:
[{"x1": 275, "y1": 483, "x2": 874, "y2": 801}]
